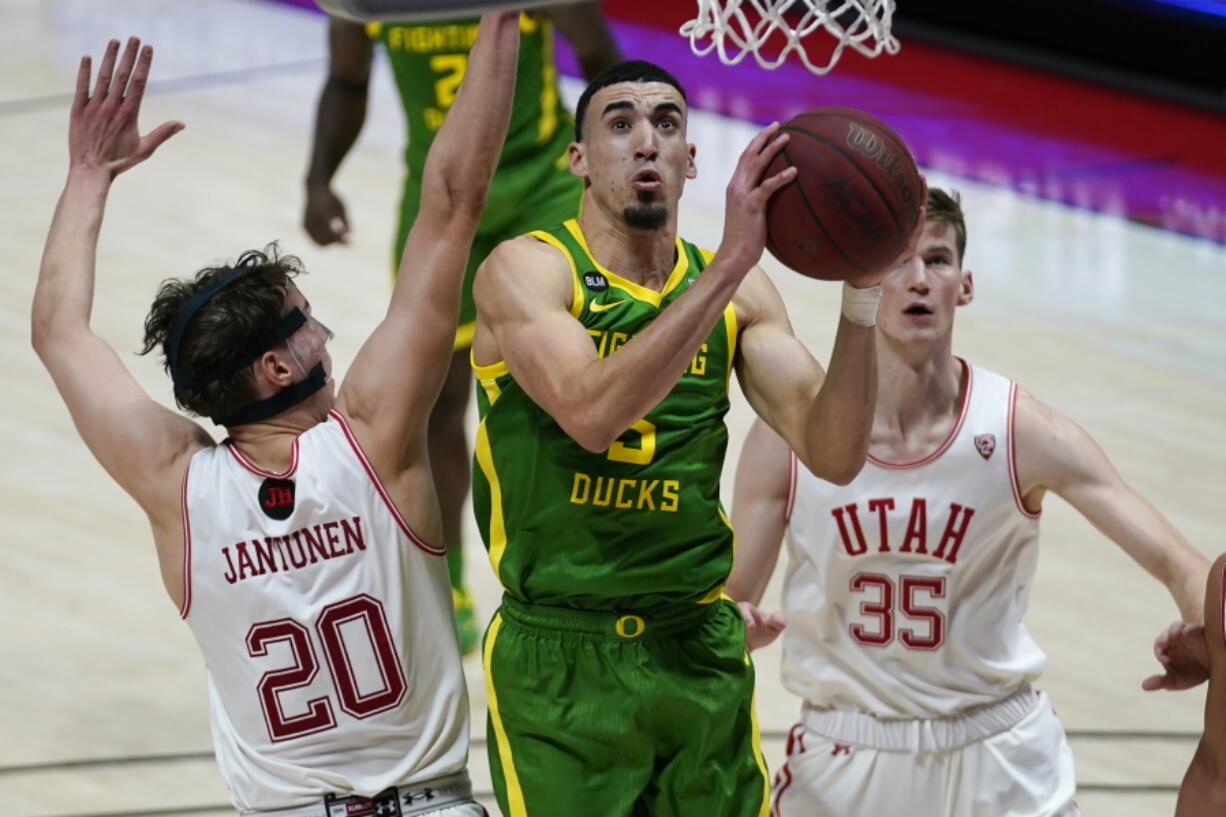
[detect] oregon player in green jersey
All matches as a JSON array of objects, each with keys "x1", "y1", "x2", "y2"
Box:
[
  {"x1": 303, "y1": 7, "x2": 619, "y2": 653},
  {"x1": 470, "y1": 60, "x2": 925, "y2": 817}
]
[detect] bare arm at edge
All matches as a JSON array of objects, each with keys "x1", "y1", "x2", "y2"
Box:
[{"x1": 727, "y1": 417, "x2": 793, "y2": 606}]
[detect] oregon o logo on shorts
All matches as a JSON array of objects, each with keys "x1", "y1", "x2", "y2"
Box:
[{"x1": 615, "y1": 614, "x2": 646, "y2": 638}]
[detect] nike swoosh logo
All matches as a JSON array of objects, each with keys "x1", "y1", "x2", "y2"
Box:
[{"x1": 589, "y1": 300, "x2": 627, "y2": 313}]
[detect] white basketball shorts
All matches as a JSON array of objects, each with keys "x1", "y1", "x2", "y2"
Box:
[{"x1": 771, "y1": 690, "x2": 1079, "y2": 817}]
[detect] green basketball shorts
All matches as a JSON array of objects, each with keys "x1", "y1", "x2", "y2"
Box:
[{"x1": 482, "y1": 595, "x2": 771, "y2": 817}]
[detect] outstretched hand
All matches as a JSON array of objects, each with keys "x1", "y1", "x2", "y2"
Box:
[
  {"x1": 70, "y1": 37, "x2": 183, "y2": 179},
  {"x1": 1142, "y1": 620, "x2": 1210, "y2": 692},
  {"x1": 738, "y1": 601, "x2": 786, "y2": 652}
]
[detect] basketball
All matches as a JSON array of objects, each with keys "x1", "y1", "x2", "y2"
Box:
[{"x1": 764, "y1": 107, "x2": 923, "y2": 281}]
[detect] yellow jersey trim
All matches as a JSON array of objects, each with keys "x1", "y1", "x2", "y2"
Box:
[
  {"x1": 698, "y1": 584, "x2": 725, "y2": 605},
  {"x1": 528, "y1": 229, "x2": 585, "y2": 319},
  {"x1": 471, "y1": 351, "x2": 510, "y2": 380},
  {"x1": 722, "y1": 302, "x2": 738, "y2": 382},
  {"x1": 468, "y1": 230, "x2": 582, "y2": 379},
  {"x1": 452, "y1": 320, "x2": 476, "y2": 351},
  {"x1": 478, "y1": 373, "x2": 503, "y2": 408},
  {"x1": 365, "y1": 22, "x2": 382, "y2": 37},
  {"x1": 562, "y1": 219, "x2": 690, "y2": 308},
  {"x1": 483, "y1": 613, "x2": 530, "y2": 817},
  {"x1": 700, "y1": 248, "x2": 739, "y2": 382},
  {"x1": 474, "y1": 420, "x2": 509, "y2": 576}
]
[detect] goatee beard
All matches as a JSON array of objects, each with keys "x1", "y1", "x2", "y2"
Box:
[{"x1": 623, "y1": 203, "x2": 668, "y2": 231}]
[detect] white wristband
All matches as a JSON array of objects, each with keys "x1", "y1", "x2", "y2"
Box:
[{"x1": 841, "y1": 282, "x2": 881, "y2": 327}]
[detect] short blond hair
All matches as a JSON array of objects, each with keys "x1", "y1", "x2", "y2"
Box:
[{"x1": 926, "y1": 188, "x2": 966, "y2": 266}]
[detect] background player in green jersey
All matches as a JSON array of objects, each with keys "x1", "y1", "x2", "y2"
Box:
[
  {"x1": 303, "y1": 7, "x2": 620, "y2": 653},
  {"x1": 469, "y1": 60, "x2": 924, "y2": 816}
]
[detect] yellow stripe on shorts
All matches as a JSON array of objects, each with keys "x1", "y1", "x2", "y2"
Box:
[
  {"x1": 748, "y1": 674, "x2": 772, "y2": 817},
  {"x1": 484, "y1": 613, "x2": 529, "y2": 817}
]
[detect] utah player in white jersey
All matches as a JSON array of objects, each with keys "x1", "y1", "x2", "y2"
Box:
[
  {"x1": 31, "y1": 21, "x2": 519, "y2": 817},
  {"x1": 727, "y1": 188, "x2": 1209, "y2": 817}
]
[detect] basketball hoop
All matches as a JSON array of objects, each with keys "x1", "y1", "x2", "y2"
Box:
[{"x1": 681, "y1": 0, "x2": 899, "y2": 75}]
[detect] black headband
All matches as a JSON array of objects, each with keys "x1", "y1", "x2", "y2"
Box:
[
  {"x1": 165, "y1": 265, "x2": 330, "y2": 427},
  {"x1": 167, "y1": 268, "x2": 306, "y2": 389}
]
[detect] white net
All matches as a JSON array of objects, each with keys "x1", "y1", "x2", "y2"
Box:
[{"x1": 681, "y1": 0, "x2": 899, "y2": 75}]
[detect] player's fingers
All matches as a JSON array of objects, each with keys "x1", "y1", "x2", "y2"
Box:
[
  {"x1": 121, "y1": 45, "x2": 155, "y2": 117},
  {"x1": 93, "y1": 39, "x2": 120, "y2": 100},
  {"x1": 754, "y1": 131, "x2": 790, "y2": 171},
  {"x1": 1154, "y1": 630, "x2": 1170, "y2": 657},
  {"x1": 1141, "y1": 673, "x2": 1169, "y2": 691},
  {"x1": 743, "y1": 121, "x2": 781, "y2": 159},
  {"x1": 73, "y1": 56, "x2": 92, "y2": 112},
  {"x1": 1157, "y1": 621, "x2": 1184, "y2": 649},
  {"x1": 132, "y1": 120, "x2": 184, "y2": 164},
  {"x1": 109, "y1": 37, "x2": 140, "y2": 102},
  {"x1": 757, "y1": 165, "x2": 798, "y2": 199},
  {"x1": 329, "y1": 215, "x2": 351, "y2": 242},
  {"x1": 305, "y1": 215, "x2": 338, "y2": 246}
]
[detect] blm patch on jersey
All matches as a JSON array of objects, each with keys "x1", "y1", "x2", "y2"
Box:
[
  {"x1": 582, "y1": 270, "x2": 609, "y2": 292},
  {"x1": 258, "y1": 477, "x2": 296, "y2": 520}
]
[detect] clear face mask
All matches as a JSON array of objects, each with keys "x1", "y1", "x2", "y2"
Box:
[{"x1": 286, "y1": 316, "x2": 334, "y2": 381}]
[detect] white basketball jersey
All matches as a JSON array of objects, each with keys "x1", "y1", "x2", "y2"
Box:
[
  {"x1": 781, "y1": 362, "x2": 1046, "y2": 719},
  {"x1": 180, "y1": 411, "x2": 467, "y2": 812}
]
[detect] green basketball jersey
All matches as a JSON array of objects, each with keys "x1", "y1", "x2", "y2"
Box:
[
  {"x1": 472, "y1": 219, "x2": 739, "y2": 611},
  {"x1": 367, "y1": 15, "x2": 572, "y2": 175}
]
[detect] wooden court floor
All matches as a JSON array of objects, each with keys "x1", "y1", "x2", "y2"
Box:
[{"x1": 1, "y1": 1, "x2": 1223, "y2": 815}]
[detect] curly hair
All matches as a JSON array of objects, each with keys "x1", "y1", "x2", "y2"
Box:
[{"x1": 141, "y1": 244, "x2": 304, "y2": 421}]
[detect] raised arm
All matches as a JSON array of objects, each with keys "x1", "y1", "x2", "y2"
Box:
[
  {"x1": 542, "y1": 2, "x2": 622, "y2": 81},
  {"x1": 336, "y1": 13, "x2": 520, "y2": 466},
  {"x1": 1014, "y1": 387, "x2": 1210, "y2": 621},
  {"x1": 303, "y1": 19, "x2": 373, "y2": 246},
  {"x1": 474, "y1": 123, "x2": 796, "y2": 453},
  {"x1": 32, "y1": 38, "x2": 209, "y2": 518}
]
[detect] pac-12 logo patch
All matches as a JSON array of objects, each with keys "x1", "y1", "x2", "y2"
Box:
[
  {"x1": 258, "y1": 477, "x2": 296, "y2": 520},
  {"x1": 974, "y1": 434, "x2": 996, "y2": 460},
  {"x1": 582, "y1": 271, "x2": 609, "y2": 292}
]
